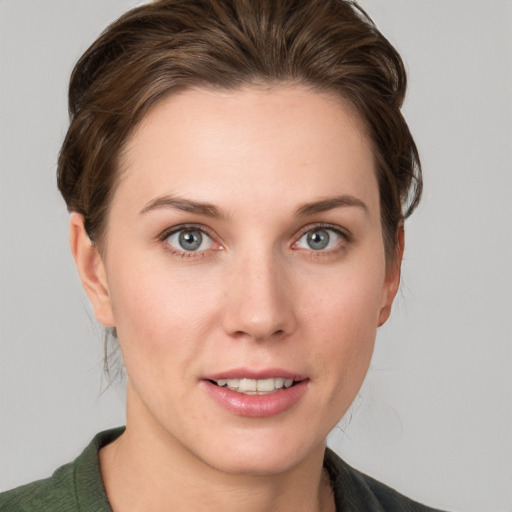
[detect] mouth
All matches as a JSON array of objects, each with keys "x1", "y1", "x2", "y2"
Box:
[
  {"x1": 209, "y1": 377, "x2": 298, "y2": 395},
  {"x1": 203, "y1": 372, "x2": 309, "y2": 417}
]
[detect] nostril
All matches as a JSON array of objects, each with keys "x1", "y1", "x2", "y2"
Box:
[{"x1": 231, "y1": 328, "x2": 285, "y2": 341}]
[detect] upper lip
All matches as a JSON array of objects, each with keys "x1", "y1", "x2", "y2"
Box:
[{"x1": 202, "y1": 368, "x2": 307, "y2": 381}]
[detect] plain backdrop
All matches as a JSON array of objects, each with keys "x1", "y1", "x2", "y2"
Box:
[{"x1": 1, "y1": 1, "x2": 511, "y2": 511}]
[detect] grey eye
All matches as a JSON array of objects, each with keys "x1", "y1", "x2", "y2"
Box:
[
  {"x1": 179, "y1": 230, "x2": 203, "y2": 250},
  {"x1": 295, "y1": 227, "x2": 344, "y2": 251},
  {"x1": 166, "y1": 228, "x2": 213, "y2": 252},
  {"x1": 306, "y1": 229, "x2": 330, "y2": 250}
]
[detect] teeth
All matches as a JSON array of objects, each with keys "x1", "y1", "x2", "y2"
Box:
[
  {"x1": 256, "y1": 378, "x2": 275, "y2": 392},
  {"x1": 238, "y1": 378, "x2": 257, "y2": 392},
  {"x1": 226, "y1": 379, "x2": 238, "y2": 389},
  {"x1": 214, "y1": 377, "x2": 296, "y2": 394}
]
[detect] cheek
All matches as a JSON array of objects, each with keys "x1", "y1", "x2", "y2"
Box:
[
  {"x1": 303, "y1": 263, "x2": 384, "y2": 381},
  {"x1": 105, "y1": 255, "x2": 224, "y2": 367},
  {"x1": 305, "y1": 255, "x2": 385, "y2": 328}
]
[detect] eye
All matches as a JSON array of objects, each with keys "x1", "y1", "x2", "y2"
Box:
[
  {"x1": 295, "y1": 227, "x2": 345, "y2": 251},
  {"x1": 165, "y1": 228, "x2": 214, "y2": 252}
]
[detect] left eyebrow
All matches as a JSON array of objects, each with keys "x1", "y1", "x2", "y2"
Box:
[{"x1": 294, "y1": 195, "x2": 369, "y2": 217}]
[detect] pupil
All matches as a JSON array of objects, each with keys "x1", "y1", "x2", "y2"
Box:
[
  {"x1": 307, "y1": 229, "x2": 329, "y2": 250},
  {"x1": 179, "y1": 230, "x2": 202, "y2": 251}
]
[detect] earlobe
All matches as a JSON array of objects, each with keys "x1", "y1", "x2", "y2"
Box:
[
  {"x1": 69, "y1": 213, "x2": 115, "y2": 328},
  {"x1": 378, "y1": 224, "x2": 404, "y2": 327}
]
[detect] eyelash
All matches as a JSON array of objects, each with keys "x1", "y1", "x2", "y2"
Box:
[
  {"x1": 292, "y1": 223, "x2": 351, "y2": 254},
  {"x1": 158, "y1": 223, "x2": 351, "y2": 258},
  {"x1": 158, "y1": 224, "x2": 219, "y2": 259}
]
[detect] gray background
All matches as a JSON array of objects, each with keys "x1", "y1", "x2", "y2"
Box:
[{"x1": 1, "y1": 1, "x2": 511, "y2": 510}]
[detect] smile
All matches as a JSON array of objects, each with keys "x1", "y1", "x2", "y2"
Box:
[
  {"x1": 203, "y1": 377, "x2": 308, "y2": 417},
  {"x1": 213, "y1": 377, "x2": 295, "y2": 395}
]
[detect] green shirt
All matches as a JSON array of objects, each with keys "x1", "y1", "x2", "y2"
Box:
[{"x1": 0, "y1": 427, "x2": 446, "y2": 511}]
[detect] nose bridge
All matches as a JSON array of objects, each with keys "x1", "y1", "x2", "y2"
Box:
[{"x1": 222, "y1": 244, "x2": 295, "y2": 341}]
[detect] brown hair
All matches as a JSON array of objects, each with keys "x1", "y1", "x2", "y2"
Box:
[{"x1": 57, "y1": 0, "x2": 421, "y2": 260}]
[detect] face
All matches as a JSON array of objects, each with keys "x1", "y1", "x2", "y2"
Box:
[{"x1": 75, "y1": 85, "x2": 400, "y2": 476}]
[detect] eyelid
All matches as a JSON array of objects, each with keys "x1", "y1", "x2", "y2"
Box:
[
  {"x1": 294, "y1": 223, "x2": 352, "y2": 242},
  {"x1": 292, "y1": 223, "x2": 352, "y2": 251},
  {"x1": 158, "y1": 223, "x2": 222, "y2": 255},
  {"x1": 157, "y1": 222, "x2": 350, "y2": 255},
  {"x1": 158, "y1": 223, "x2": 213, "y2": 241}
]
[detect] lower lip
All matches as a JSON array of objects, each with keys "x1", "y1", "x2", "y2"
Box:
[{"x1": 202, "y1": 380, "x2": 309, "y2": 418}]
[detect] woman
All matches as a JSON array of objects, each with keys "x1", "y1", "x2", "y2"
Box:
[{"x1": 1, "y1": 1, "x2": 448, "y2": 510}]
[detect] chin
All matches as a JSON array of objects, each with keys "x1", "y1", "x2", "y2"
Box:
[
  {"x1": 204, "y1": 451, "x2": 307, "y2": 477},
  {"x1": 187, "y1": 428, "x2": 326, "y2": 477}
]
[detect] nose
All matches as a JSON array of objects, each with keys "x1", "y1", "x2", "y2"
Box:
[{"x1": 221, "y1": 250, "x2": 297, "y2": 342}]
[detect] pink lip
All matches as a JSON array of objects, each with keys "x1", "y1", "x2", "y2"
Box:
[
  {"x1": 203, "y1": 367, "x2": 307, "y2": 381},
  {"x1": 201, "y1": 370, "x2": 309, "y2": 418}
]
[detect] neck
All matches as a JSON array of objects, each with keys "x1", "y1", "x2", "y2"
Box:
[{"x1": 100, "y1": 390, "x2": 334, "y2": 512}]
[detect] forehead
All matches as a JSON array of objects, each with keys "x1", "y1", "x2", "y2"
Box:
[{"x1": 115, "y1": 85, "x2": 378, "y2": 216}]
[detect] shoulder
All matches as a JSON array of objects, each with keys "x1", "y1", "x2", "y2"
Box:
[
  {"x1": 0, "y1": 462, "x2": 77, "y2": 512},
  {"x1": 0, "y1": 427, "x2": 124, "y2": 512},
  {"x1": 324, "y1": 448, "x2": 449, "y2": 512}
]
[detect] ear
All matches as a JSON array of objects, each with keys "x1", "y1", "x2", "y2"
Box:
[
  {"x1": 69, "y1": 213, "x2": 115, "y2": 328},
  {"x1": 378, "y1": 224, "x2": 404, "y2": 327}
]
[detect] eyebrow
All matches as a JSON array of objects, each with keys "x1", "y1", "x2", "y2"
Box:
[
  {"x1": 139, "y1": 193, "x2": 368, "y2": 218},
  {"x1": 294, "y1": 195, "x2": 369, "y2": 217},
  {"x1": 139, "y1": 195, "x2": 223, "y2": 218}
]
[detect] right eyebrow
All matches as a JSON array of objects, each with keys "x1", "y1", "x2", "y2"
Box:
[{"x1": 139, "y1": 195, "x2": 224, "y2": 218}]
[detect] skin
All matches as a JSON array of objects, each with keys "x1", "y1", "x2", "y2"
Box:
[{"x1": 70, "y1": 85, "x2": 403, "y2": 512}]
